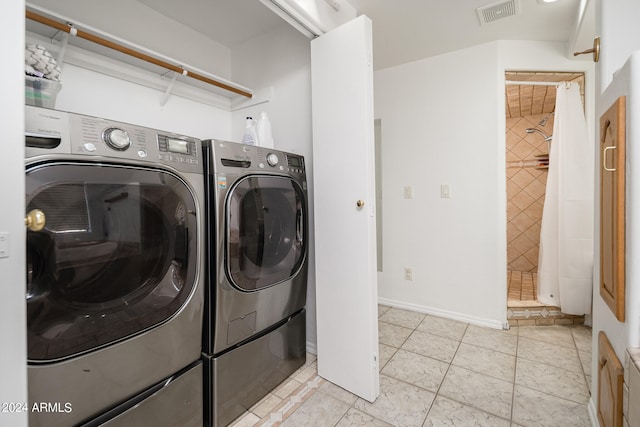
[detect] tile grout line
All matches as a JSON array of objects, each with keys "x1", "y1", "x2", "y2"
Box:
[
  {"x1": 380, "y1": 313, "x2": 457, "y2": 425},
  {"x1": 572, "y1": 326, "x2": 593, "y2": 401},
  {"x1": 510, "y1": 325, "x2": 520, "y2": 425},
  {"x1": 422, "y1": 322, "x2": 467, "y2": 423}
]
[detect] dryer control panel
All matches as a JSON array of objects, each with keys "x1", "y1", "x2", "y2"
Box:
[
  {"x1": 207, "y1": 139, "x2": 305, "y2": 179},
  {"x1": 25, "y1": 106, "x2": 201, "y2": 175}
]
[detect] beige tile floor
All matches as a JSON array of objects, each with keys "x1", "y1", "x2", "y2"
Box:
[{"x1": 231, "y1": 305, "x2": 593, "y2": 427}]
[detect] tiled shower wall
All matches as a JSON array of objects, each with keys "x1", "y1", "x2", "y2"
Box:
[{"x1": 506, "y1": 114, "x2": 553, "y2": 273}]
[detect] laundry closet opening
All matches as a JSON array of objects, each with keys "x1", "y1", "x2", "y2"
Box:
[{"x1": 505, "y1": 71, "x2": 587, "y2": 326}]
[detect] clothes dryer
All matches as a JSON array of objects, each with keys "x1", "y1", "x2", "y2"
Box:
[
  {"x1": 202, "y1": 140, "x2": 308, "y2": 427},
  {"x1": 25, "y1": 106, "x2": 205, "y2": 426}
]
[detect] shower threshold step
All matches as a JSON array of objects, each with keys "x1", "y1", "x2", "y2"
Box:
[{"x1": 507, "y1": 303, "x2": 585, "y2": 326}]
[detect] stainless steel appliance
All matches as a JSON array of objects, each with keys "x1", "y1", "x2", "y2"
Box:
[
  {"x1": 202, "y1": 140, "x2": 308, "y2": 427},
  {"x1": 25, "y1": 106, "x2": 205, "y2": 427}
]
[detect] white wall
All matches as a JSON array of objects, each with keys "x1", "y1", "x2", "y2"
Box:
[
  {"x1": 596, "y1": 0, "x2": 640, "y2": 91},
  {"x1": 0, "y1": 0, "x2": 28, "y2": 425},
  {"x1": 229, "y1": 24, "x2": 312, "y2": 150},
  {"x1": 229, "y1": 23, "x2": 316, "y2": 349},
  {"x1": 53, "y1": 63, "x2": 231, "y2": 140},
  {"x1": 374, "y1": 40, "x2": 594, "y2": 328},
  {"x1": 375, "y1": 42, "x2": 505, "y2": 328}
]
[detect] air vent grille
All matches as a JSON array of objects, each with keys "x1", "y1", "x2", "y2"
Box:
[{"x1": 477, "y1": 0, "x2": 518, "y2": 25}]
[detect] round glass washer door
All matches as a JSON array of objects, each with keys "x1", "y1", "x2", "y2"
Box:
[
  {"x1": 226, "y1": 175, "x2": 306, "y2": 291},
  {"x1": 25, "y1": 162, "x2": 198, "y2": 362}
]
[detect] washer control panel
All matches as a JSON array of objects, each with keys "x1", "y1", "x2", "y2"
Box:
[
  {"x1": 266, "y1": 153, "x2": 279, "y2": 166},
  {"x1": 209, "y1": 139, "x2": 305, "y2": 179},
  {"x1": 25, "y1": 106, "x2": 201, "y2": 174},
  {"x1": 285, "y1": 152, "x2": 304, "y2": 174},
  {"x1": 157, "y1": 134, "x2": 198, "y2": 158},
  {"x1": 102, "y1": 127, "x2": 132, "y2": 151}
]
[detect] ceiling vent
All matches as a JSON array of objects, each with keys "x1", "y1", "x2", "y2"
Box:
[{"x1": 477, "y1": 0, "x2": 519, "y2": 25}]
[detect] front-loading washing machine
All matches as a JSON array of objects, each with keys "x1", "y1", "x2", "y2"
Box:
[
  {"x1": 25, "y1": 106, "x2": 205, "y2": 426},
  {"x1": 201, "y1": 140, "x2": 308, "y2": 427}
]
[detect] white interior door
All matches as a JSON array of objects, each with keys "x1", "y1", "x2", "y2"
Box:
[{"x1": 311, "y1": 15, "x2": 379, "y2": 402}]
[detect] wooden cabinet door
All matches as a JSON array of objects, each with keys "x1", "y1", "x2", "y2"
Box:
[
  {"x1": 597, "y1": 332, "x2": 624, "y2": 427},
  {"x1": 600, "y1": 96, "x2": 626, "y2": 322}
]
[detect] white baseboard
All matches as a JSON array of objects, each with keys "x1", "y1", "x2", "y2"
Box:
[
  {"x1": 378, "y1": 297, "x2": 505, "y2": 330},
  {"x1": 306, "y1": 341, "x2": 317, "y2": 356}
]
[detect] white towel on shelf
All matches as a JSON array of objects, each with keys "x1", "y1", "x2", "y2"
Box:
[{"x1": 25, "y1": 44, "x2": 62, "y2": 81}]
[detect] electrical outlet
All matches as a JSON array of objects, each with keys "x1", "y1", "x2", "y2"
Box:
[{"x1": 404, "y1": 267, "x2": 413, "y2": 281}]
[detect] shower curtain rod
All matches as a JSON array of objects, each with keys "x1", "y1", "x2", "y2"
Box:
[{"x1": 505, "y1": 81, "x2": 565, "y2": 86}]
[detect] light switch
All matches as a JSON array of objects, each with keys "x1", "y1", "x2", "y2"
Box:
[
  {"x1": 0, "y1": 232, "x2": 8, "y2": 258},
  {"x1": 404, "y1": 185, "x2": 413, "y2": 199},
  {"x1": 440, "y1": 184, "x2": 450, "y2": 198}
]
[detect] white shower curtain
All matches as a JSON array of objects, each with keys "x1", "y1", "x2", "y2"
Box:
[{"x1": 537, "y1": 82, "x2": 594, "y2": 314}]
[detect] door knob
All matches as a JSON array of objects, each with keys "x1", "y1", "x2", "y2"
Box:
[
  {"x1": 25, "y1": 209, "x2": 46, "y2": 232},
  {"x1": 356, "y1": 200, "x2": 365, "y2": 208}
]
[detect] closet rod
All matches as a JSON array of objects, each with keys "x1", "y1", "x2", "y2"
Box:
[{"x1": 25, "y1": 10, "x2": 253, "y2": 99}]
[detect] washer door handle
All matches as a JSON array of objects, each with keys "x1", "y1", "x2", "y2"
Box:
[{"x1": 296, "y1": 208, "x2": 304, "y2": 243}]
